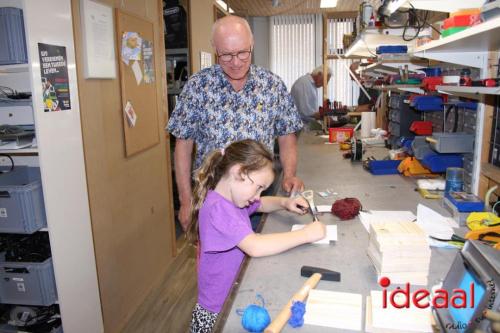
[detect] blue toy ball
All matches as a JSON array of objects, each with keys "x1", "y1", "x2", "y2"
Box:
[{"x1": 241, "y1": 304, "x2": 271, "y2": 332}]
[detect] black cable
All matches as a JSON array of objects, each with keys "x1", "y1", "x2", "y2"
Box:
[{"x1": 0, "y1": 154, "x2": 15, "y2": 173}]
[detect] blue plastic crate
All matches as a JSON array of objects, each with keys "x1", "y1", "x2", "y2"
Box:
[
  {"x1": 411, "y1": 96, "x2": 443, "y2": 111},
  {"x1": 421, "y1": 152, "x2": 463, "y2": 173},
  {"x1": 368, "y1": 160, "x2": 401, "y2": 175},
  {"x1": 376, "y1": 45, "x2": 408, "y2": 54},
  {"x1": 444, "y1": 192, "x2": 484, "y2": 212}
]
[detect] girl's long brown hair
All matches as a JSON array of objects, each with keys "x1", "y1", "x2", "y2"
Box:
[{"x1": 187, "y1": 139, "x2": 274, "y2": 244}]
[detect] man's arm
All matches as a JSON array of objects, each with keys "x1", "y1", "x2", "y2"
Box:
[
  {"x1": 174, "y1": 138, "x2": 194, "y2": 231},
  {"x1": 278, "y1": 134, "x2": 304, "y2": 194}
]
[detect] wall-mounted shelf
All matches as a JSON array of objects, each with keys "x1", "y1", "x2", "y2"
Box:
[
  {"x1": 437, "y1": 85, "x2": 500, "y2": 100},
  {"x1": 398, "y1": 0, "x2": 487, "y2": 13},
  {"x1": 373, "y1": 84, "x2": 424, "y2": 94},
  {"x1": 414, "y1": 16, "x2": 500, "y2": 67},
  {"x1": 0, "y1": 63, "x2": 29, "y2": 74},
  {"x1": 166, "y1": 48, "x2": 189, "y2": 56},
  {"x1": 0, "y1": 148, "x2": 38, "y2": 154},
  {"x1": 344, "y1": 28, "x2": 417, "y2": 58}
]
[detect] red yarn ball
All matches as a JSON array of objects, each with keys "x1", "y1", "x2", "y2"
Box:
[{"x1": 331, "y1": 198, "x2": 362, "y2": 220}]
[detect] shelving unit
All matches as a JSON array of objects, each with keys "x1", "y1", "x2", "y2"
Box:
[
  {"x1": 0, "y1": 63, "x2": 29, "y2": 73},
  {"x1": 436, "y1": 85, "x2": 500, "y2": 100},
  {"x1": 0, "y1": 1, "x2": 103, "y2": 332},
  {"x1": 414, "y1": 16, "x2": 500, "y2": 67},
  {"x1": 338, "y1": 8, "x2": 500, "y2": 197}
]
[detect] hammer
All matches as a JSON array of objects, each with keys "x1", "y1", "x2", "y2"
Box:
[{"x1": 264, "y1": 266, "x2": 341, "y2": 333}]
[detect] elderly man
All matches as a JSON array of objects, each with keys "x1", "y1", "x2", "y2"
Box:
[
  {"x1": 167, "y1": 16, "x2": 304, "y2": 230},
  {"x1": 290, "y1": 65, "x2": 332, "y2": 129}
]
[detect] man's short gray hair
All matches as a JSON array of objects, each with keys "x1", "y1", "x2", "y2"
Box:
[{"x1": 311, "y1": 65, "x2": 332, "y2": 77}]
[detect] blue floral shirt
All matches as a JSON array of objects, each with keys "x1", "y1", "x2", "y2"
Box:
[{"x1": 166, "y1": 64, "x2": 303, "y2": 169}]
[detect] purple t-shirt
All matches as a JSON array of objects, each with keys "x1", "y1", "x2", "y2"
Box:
[{"x1": 198, "y1": 190, "x2": 260, "y2": 313}]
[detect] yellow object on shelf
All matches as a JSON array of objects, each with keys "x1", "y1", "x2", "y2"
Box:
[
  {"x1": 397, "y1": 157, "x2": 432, "y2": 176},
  {"x1": 466, "y1": 212, "x2": 500, "y2": 231},
  {"x1": 418, "y1": 188, "x2": 443, "y2": 199}
]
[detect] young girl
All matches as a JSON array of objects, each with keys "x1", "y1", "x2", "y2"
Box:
[{"x1": 187, "y1": 139, "x2": 326, "y2": 333}]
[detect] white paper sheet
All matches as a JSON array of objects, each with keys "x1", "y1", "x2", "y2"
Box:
[
  {"x1": 131, "y1": 60, "x2": 143, "y2": 85},
  {"x1": 316, "y1": 205, "x2": 333, "y2": 213},
  {"x1": 416, "y1": 204, "x2": 458, "y2": 248},
  {"x1": 292, "y1": 224, "x2": 337, "y2": 244},
  {"x1": 359, "y1": 210, "x2": 416, "y2": 233}
]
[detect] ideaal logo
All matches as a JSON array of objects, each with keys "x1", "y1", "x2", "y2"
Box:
[
  {"x1": 379, "y1": 277, "x2": 497, "y2": 330},
  {"x1": 379, "y1": 277, "x2": 476, "y2": 309}
]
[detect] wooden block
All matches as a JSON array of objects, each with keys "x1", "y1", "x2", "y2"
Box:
[{"x1": 304, "y1": 289, "x2": 363, "y2": 331}]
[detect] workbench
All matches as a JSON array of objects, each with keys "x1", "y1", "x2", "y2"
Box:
[{"x1": 215, "y1": 132, "x2": 460, "y2": 332}]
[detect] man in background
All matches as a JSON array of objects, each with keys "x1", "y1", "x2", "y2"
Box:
[{"x1": 290, "y1": 65, "x2": 332, "y2": 130}]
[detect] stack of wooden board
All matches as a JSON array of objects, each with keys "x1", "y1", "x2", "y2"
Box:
[{"x1": 367, "y1": 221, "x2": 431, "y2": 285}]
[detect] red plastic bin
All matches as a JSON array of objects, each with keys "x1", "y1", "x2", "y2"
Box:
[
  {"x1": 442, "y1": 14, "x2": 480, "y2": 29},
  {"x1": 410, "y1": 121, "x2": 433, "y2": 135},
  {"x1": 329, "y1": 127, "x2": 353, "y2": 143}
]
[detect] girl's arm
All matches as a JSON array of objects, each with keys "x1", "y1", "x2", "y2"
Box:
[
  {"x1": 257, "y1": 196, "x2": 308, "y2": 215},
  {"x1": 238, "y1": 222, "x2": 326, "y2": 257}
]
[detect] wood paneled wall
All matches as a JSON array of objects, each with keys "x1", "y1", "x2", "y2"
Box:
[
  {"x1": 71, "y1": 0, "x2": 175, "y2": 332},
  {"x1": 189, "y1": 0, "x2": 216, "y2": 73}
]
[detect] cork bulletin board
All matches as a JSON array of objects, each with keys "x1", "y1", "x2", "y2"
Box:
[{"x1": 116, "y1": 9, "x2": 159, "y2": 156}]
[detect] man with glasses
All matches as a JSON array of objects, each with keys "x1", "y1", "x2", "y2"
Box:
[{"x1": 167, "y1": 15, "x2": 304, "y2": 231}]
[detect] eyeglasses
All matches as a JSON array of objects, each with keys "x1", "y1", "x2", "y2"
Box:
[{"x1": 217, "y1": 49, "x2": 252, "y2": 63}]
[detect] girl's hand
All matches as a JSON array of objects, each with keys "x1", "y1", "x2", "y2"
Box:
[
  {"x1": 303, "y1": 221, "x2": 327, "y2": 243},
  {"x1": 283, "y1": 196, "x2": 309, "y2": 215}
]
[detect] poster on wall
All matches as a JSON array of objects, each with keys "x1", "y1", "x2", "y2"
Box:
[{"x1": 38, "y1": 43, "x2": 71, "y2": 112}]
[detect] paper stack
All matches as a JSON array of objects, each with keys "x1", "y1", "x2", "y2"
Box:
[{"x1": 366, "y1": 221, "x2": 431, "y2": 285}]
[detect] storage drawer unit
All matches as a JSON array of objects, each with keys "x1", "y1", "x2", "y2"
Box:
[
  {"x1": 388, "y1": 93, "x2": 421, "y2": 149},
  {"x1": 0, "y1": 167, "x2": 47, "y2": 233}
]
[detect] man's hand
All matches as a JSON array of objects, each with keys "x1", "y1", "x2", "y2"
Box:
[
  {"x1": 282, "y1": 175, "x2": 304, "y2": 195},
  {"x1": 178, "y1": 203, "x2": 191, "y2": 232}
]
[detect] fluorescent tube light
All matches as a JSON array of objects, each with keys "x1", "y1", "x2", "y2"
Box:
[{"x1": 320, "y1": 0, "x2": 338, "y2": 8}]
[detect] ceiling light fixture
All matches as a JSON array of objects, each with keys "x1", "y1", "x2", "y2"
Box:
[{"x1": 320, "y1": 0, "x2": 338, "y2": 8}]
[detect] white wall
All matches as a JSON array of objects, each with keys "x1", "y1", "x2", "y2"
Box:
[{"x1": 249, "y1": 16, "x2": 270, "y2": 69}]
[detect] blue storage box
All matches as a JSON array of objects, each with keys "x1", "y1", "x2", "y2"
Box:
[
  {"x1": 456, "y1": 101, "x2": 478, "y2": 110},
  {"x1": 420, "y1": 67, "x2": 442, "y2": 77},
  {"x1": 0, "y1": 257, "x2": 57, "y2": 306},
  {"x1": 444, "y1": 192, "x2": 484, "y2": 212},
  {"x1": 411, "y1": 96, "x2": 443, "y2": 111},
  {"x1": 376, "y1": 45, "x2": 408, "y2": 54},
  {"x1": 368, "y1": 160, "x2": 401, "y2": 175},
  {"x1": 0, "y1": 7, "x2": 28, "y2": 65},
  {"x1": 421, "y1": 152, "x2": 463, "y2": 173},
  {"x1": 0, "y1": 166, "x2": 47, "y2": 233}
]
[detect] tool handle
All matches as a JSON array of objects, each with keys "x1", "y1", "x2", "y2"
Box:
[
  {"x1": 264, "y1": 273, "x2": 322, "y2": 333},
  {"x1": 425, "y1": 137, "x2": 437, "y2": 144}
]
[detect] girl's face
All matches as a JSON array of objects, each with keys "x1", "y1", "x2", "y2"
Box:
[{"x1": 230, "y1": 165, "x2": 274, "y2": 208}]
